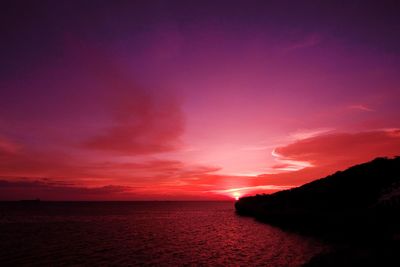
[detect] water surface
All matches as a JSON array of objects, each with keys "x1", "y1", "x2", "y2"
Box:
[{"x1": 0, "y1": 201, "x2": 326, "y2": 266}]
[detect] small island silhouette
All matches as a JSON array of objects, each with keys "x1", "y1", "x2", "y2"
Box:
[{"x1": 235, "y1": 156, "x2": 400, "y2": 266}]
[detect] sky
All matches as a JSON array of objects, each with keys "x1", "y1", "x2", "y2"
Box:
[{"x1": 1, "y1": 0, "x2": 400, "y2": 200}]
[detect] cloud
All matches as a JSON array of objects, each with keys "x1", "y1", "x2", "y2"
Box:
[
  {"x1": 274, "y1": 129, "x2": 400, "y2": 171},
  {"x1": 0, "y1": 178, "x2": 134, "y2": 201},
  {"x1": 289, "y1": 128, "x2": 334, "y2": 140},
  {"x1": 82, "y1": 88, "x2": 184, "y2": 155},
  {"x1": 0, "y1": 39, "x2": 187, "y2": 184},
  {"x1": 0, "y1": 134, "x2": 224, "y2": 198},
  {"x1": 0, "y1": 135, "x2": 268, "y2": 200},
  {"x1": 0, "y1": 138, "x2": 80, "y2": 178},
  {"x1": 3, "y1": 127, "x2": 400, "y2": 200},
  {"x1": 271, "y1": 149, "x2": 313, "y2": 172},
  {"x1": 283, "y1": 33, "x2": 322, "y2": 52},
  {"x1": 245, "y1": 129, "x2": 400, "y2": 189},
  {"x1": 65, "y1": 42, "x2": 186, "y2": 155},
  {"x1": 0, "y1": 143, "x2": 220, "y2": 184},
  {"x1": 348, "y1": 104, "x2": 374, "y2": 112},
  {"x1": 0, "y1": 175, "x2": 241, "y2": 201},
  {"x1": 88, "y1": 160, "x2": 221, "y2": 182},
  {"x1": 0, "y1": 135, "x2": 21, "y2": 154},
  {"x1": 208, "y1": 184, "x2": 294, "y2": 196}
]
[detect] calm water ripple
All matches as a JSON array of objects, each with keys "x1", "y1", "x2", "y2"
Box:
[{"x1": 0, "y1": 201, "x2": 327, "y2": 266}]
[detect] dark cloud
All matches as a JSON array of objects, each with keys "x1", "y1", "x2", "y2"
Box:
[{"x1": 0, "y1": 178, "x2": 133, "y2": 201}]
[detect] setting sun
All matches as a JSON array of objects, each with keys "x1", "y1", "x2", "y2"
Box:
[{"x1": 233, "y1": 192, "x2": 241, "y2": 201}]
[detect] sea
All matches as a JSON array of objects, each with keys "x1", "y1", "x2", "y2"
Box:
[{"x1": 0, "y1": 201, "x2": 327, "y2": 266}]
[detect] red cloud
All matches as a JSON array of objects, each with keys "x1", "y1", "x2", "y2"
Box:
[
  {"x1": 274, "y1": 129, "x2": 400, "y2": 168},
  {"x1": 0, "y1": 135, "x2": 224, "y2": 198},
  {"x1": 0, "y1": 145, "x2": 220, "y2": 185},
  {"x1": 0, "y1": 134, "x2": 98, "y2": 179},
  {"x1": 83, "y1": 93, "x2": 184, "y2": 155},
  {"x1": 62, "y1": 41, "x2": 186, "y2": 155},
  {"x1": 2, "y1": 129, "x2": 400, "y2": 200},
  {"x1": 0, "y1": 136, "x2": 21, "y2": 154}
]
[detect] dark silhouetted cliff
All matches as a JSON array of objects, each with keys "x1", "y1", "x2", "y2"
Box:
[{"x1": 235, "y1": 157, "x2": 400, "y2": 238}]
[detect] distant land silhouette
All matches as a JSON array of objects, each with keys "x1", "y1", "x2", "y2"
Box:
[
  {"x1": 236, "y1": 156, "x2": 400, "y2": 266},
  {"x1": 19, "y1": 198, "x2": 41, "y2": 203}
]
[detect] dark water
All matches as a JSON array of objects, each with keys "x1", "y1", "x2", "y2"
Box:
[{"x1": 0, "y1": 201, "x2": 327, "y2": 266}]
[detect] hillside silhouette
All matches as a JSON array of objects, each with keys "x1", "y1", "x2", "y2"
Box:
[
  {"x1": 235, "y1": 157, "x2": 400, "y2": 236},
  {"x1": 235, "y1": 157, "x2": 400, "y2": 266}
]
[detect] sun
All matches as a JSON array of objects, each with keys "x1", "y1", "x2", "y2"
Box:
[{"x1": 233, "y1": 191, "x2": 241, "y2": 201}]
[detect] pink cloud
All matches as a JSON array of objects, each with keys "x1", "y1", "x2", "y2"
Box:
[
  {"x1": 348, "y1": 104, "x2": 374, "y2": 112},
  {"x1": 274, "y1": 129, "x2": 400, "y2": 173},
  {"x1": 241, "y1": 129, "x2": 400, "y2": 191},
  {"x1": 283, "y1": 33, "x2": 322, "y2": 51},
  {"x1": 271, "y1": 149, "x2": 313, "y2": 172},
  {"x1": 289, "y1": 128, "x2": 334, "y2": 141}
]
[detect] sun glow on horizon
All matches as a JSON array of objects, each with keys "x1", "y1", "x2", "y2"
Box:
[{"x1": 233, "y1": 191, "x2": 241, "y2": 201}]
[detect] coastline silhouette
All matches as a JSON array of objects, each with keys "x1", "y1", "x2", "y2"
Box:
[{"x1": 236, "y1": 156, "x2": 400, "y2": 266}]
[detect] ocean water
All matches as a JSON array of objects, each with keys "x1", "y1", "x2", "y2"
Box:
[{"x1": 0, "y1": 201, "x2": 326, "y2": 266}]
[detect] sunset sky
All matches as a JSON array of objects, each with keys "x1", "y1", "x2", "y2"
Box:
[{"x1": 1, "y1": 0, "x2": 400, "y2": 200}]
